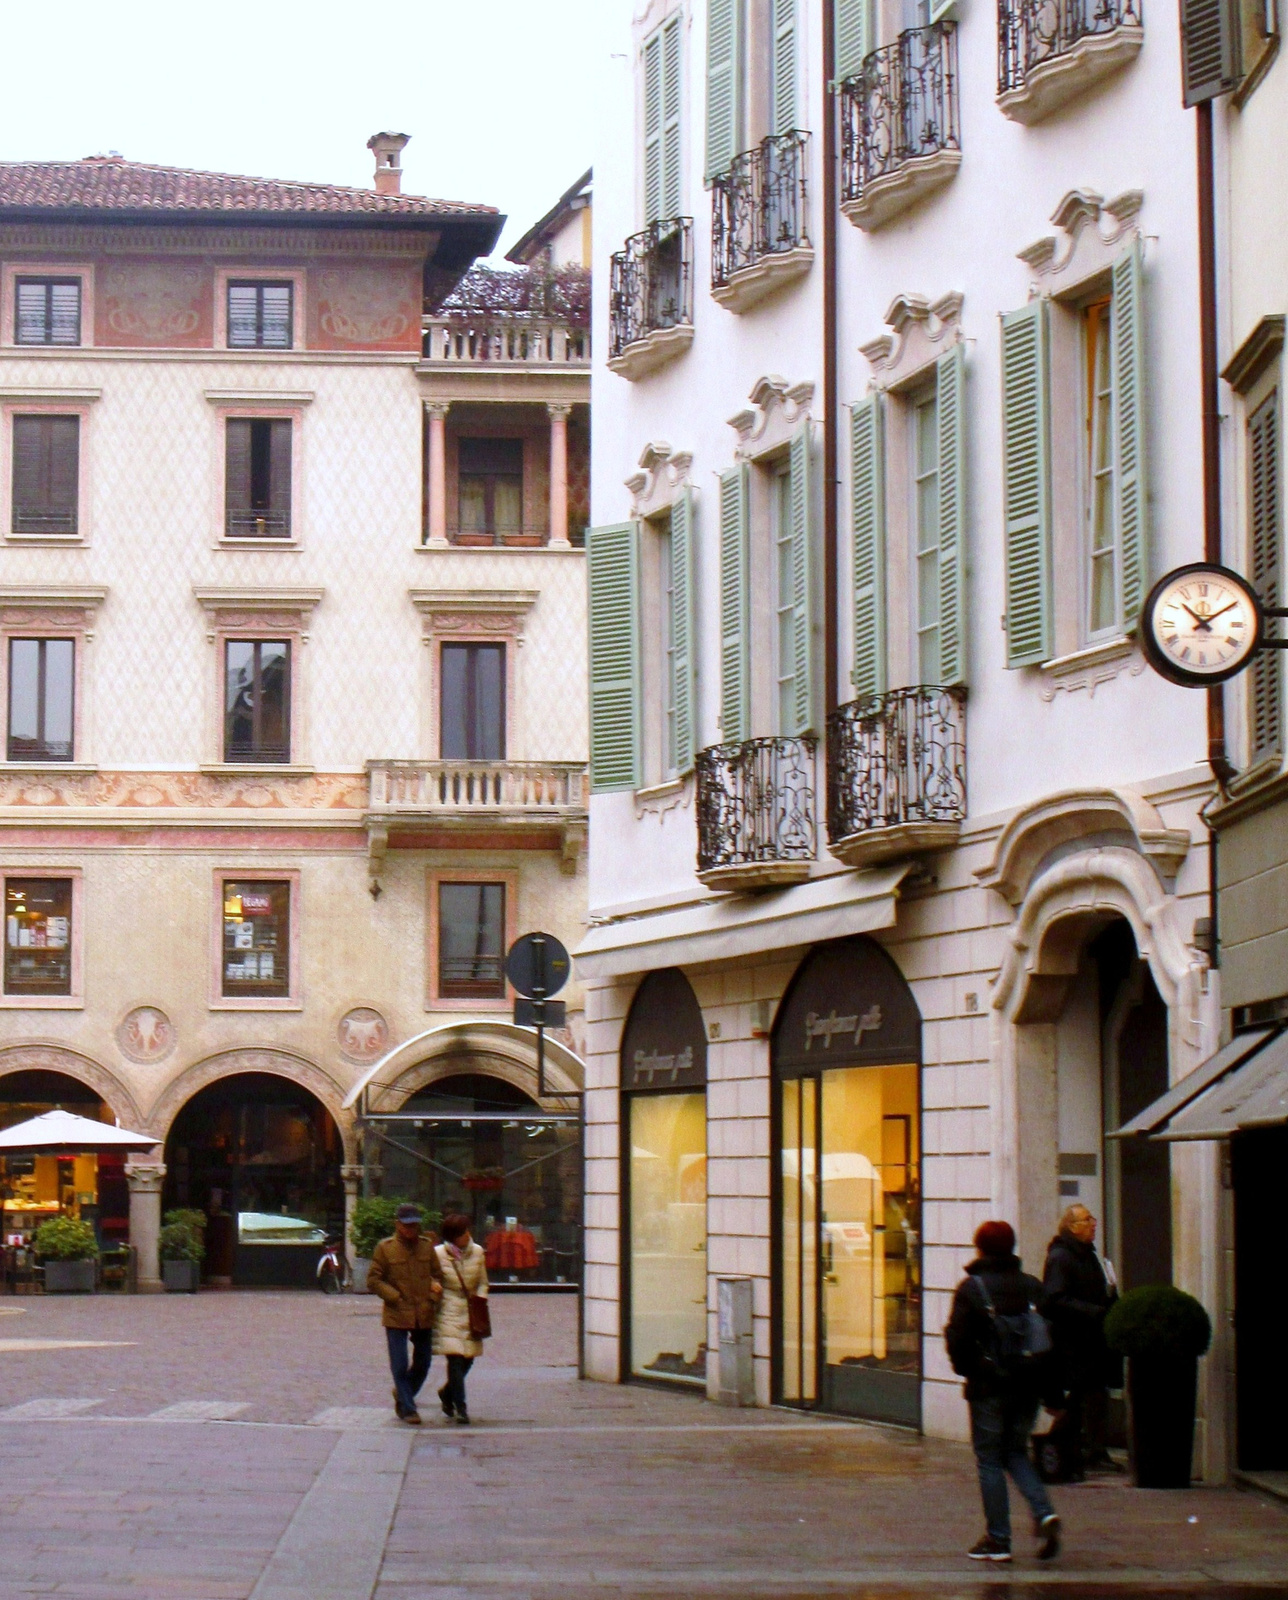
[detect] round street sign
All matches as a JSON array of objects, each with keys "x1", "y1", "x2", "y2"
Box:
[{"x1": 505, "y1": 931, "x2": 570, "y2": 999}]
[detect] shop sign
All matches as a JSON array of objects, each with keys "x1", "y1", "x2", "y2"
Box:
[
  {"x1": 773, "y1": 936, "x2": 920, "y2": 1076},
  {"x1": 621, "y1": 968, "x2": 707, "y2": 1090}
]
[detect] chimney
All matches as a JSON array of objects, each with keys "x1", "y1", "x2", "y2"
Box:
[{"x1": 367, "y1": 132, "x2": 410, "y2": 196}]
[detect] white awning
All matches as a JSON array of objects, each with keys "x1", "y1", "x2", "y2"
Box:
[
  {"x1": 1158, "y1": 1029, "x2": 1288, "y2": 1141},
  {"x1": 1110, "y1": 1026, "x2": 1276, "y2": 1139},
  {"x1": 574, "y1": 864, "x2": 910, "y2": 981},
  {"x1": 0, "y1": 1109, "x2": 157, "y2": 1152}
]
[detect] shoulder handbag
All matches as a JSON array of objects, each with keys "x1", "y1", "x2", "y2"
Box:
[
  {"x1": 973, "y1": 1275, "x2": 1052, "y2": 1374},
  {"x1": 449, "y1": 1252, "x2": 492, "y2": 1340}
]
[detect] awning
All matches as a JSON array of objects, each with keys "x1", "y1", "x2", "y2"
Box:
[
  {"x1": 1159, "y1": 1029, "x2": 1288, "y2": 1141},
  {"x1": 1111, "y1": 1027, "x2": 1276, "y2": 1139},
  {"x1": 574, "y1": 863, "x2": 910, "y2": 981},
  {"x1": 0, "y1": 1108, "x2": 158, "y2": 1153}
]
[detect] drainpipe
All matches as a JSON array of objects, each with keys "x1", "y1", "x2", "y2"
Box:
[{"x1": 822, "y1": 0, "x2": 840, "y2": 719}]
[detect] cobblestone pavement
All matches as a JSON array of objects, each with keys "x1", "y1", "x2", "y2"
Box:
[{"x1": 0, "y1": 1291, "x2": 1284, "y2": 1599}]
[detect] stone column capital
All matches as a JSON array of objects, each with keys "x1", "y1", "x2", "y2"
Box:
[
  {"x1": 546, "y1": 402, "x2": 573, "y2": 420},
  {"x1": 124, "y1": 1163, "x2": 166, "y2": 1194},
  {"x1": 424, "y1": 400, "x2": 452, "y2": 420}
]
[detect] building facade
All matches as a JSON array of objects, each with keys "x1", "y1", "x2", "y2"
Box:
[
  {"x1": 580, "y1": 0, "x2": 1235, "y2": 1472},
  {"x1": 0, "y1": 143, "x2": 590, "y2": 1290}
]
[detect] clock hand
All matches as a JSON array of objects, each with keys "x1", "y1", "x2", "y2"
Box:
[
  {"x1": 1180, "y1": 603, "x2": 1213, "y2": 632},
  {"x1": 1203, "y1": 600, "x2": 1240, "y2": 624}
]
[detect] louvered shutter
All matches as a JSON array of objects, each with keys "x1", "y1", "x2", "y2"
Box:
[
  {"x1": 1001, "y1": 299, "x2": 1053, "y2": 667},
  {"x1": 936, "y1": 344, "x2": 967, "y2": 685},
  {"x1": 706, "y1": 0, "x2": 743, "y2": 181},
  {"x1": 772, "y1": 0, "x2": 798, "y2": 135},
  {"x1": 850, "y1": 395, "x2": 886, "y2": 699},
  {"x1": 788, "y1": 423, "x2": 817, "y2": 735},
  {"x1": 1181, "y1": 0, "x2": 1241, "y2": 104},
  {"x1": 835, "y1": 0, "x2": 870, "y2": 80},
  {"x1": 225, "y1": 419, "x2": 252, "y2": 527},
  {"x1": 12, "y1": 415, "x2": 78, "y2": 535},
  {"x1": 719, "y1": 464, "x2": 750, "y2": 744},
  {"x1": 669, "y1": 488, "x2": 698, "y2": 775},
  {"x1": 46, "y1": 417, "x2": 79, "y2": 532},
  {"x1": 269, "y1": 419, "x2": 293, "y2": 529},
  {"x1": 588, "y1": 522, "x2": 643, "y2": 792},
  {"x1": 644, "y1": 30, "x2": 664, "y2": 223},
  {"x1": 661, "y1": 17, "x2": 683, "y2": 219},
  {"x1": 1111, "y1": 240, "x2": 1147, "y2": 632},
  {"x1": 1249, "y1": 393, "x2": 1282, "y2": 763}
]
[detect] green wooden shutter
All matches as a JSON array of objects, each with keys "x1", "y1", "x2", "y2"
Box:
[
  {"x1": 850, "y1": 395, "x2": 886, "y2": 699},
  {"x1": 706, "y1": 0, "x2": 743, "y2": 181},
  {"x1": 587, "y1": 521, "x2": 642, "y2": 792},
  {"x1": 1112, "y1": 239, "x2": 1147, "y2": 632},
  {"x1": 670, "y1": 488, "x2": 698, "y2": 775},
  {"x1": 1181, "y1": 0, "x2": 1241, "y2": 104},
  {"x1": 661, "y1": 16, "x2": 683, "y2": 219},
  {"x1": 772, "y1": 0, "x2": 797, "y2": 135},
  {"x1": 719, "y1": 464, "x2": 750, "y2": 744},
  {"x1": 1249, "y1": 392, "x2": 1283, "y2": 762},
  {"x1": 835, "y1": 0, "x2": 870, "y2": 80},
  {"x1": 788, "y1": 422, "x2": 817, "y2": 735},
  {"x1": 936, "y1": 343, "x2": 967, "y2": 686},
  {"x1": 643, "y1": 29, "x2": 663, "y2": 223},
  {"x1": 1001, "y1": 299, "x2": 1053, "y2": 667}
]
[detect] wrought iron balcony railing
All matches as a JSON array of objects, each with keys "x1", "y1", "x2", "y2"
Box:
[
  {"x1": 696, "y1": 735, "x2": 817, "y2": 889},
  {"x1": 712, "y1": 131, "x2": 811, "y2": 293},
  {"x1": 999, "y1": 0, "x2": 1141, "y2": 97},
  {"x1": 826, "y1": 687, "x2": 966, "y2": 867},
  {"x1": 840, "y1": 23, "x2": 960, "y2": 229},
  {"x1": 226, "y1": 509, "x2": 290, "y2": 539},
  {"x1": 608, "y1": 219, "x2": 694, "y2": 370}
]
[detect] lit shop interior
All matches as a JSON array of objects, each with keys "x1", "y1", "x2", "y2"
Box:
[
  {"x1": 0, "y1": 1072, "x2": 130, "y2": 1248},
  {"x1": 363, "y1": 1074, "x2": 583, "y2": 1288}
]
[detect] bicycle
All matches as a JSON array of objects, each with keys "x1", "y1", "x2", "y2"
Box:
[{"x1": 316, "y1": 1238, "x2": 352, "y2": 1294}]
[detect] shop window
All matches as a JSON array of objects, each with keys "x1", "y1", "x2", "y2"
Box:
[
  {"x1": 12, "y1": 415, "x2": 79, "y2": 536},
  {"x1": 440, "y1": 642, "x2": 505, "y2": 760},
  {"x1": 457, "y1": 437, "x2": 524, "y2": 543},
  {"x1": 225, "y1": 418, "x2": 291, "y2": 539},
  {"x1": 15, "y1": 278, "x2": 80, "y2": 346},
  {"x1": 221, "y1": 880, "x2": 291, "y2": 999},
  {"x1": 224, "y1": 640, "x2": 290, "y2": 763},
  {"x1": 4, "y1": 878, "x2": 72, "y2": 996},
  {"x1": 628, "y1": 1091, "x2": 708, "y2": 1382},
  {"x1": 227, "y1": 281, "x2": 293, "y2": 349},
  {"x1": 7, "y1": 638, "x2": 73, "y2": 762},
  {"x1": 437, "y1": 881, "x2": 505, "y2": 999}
]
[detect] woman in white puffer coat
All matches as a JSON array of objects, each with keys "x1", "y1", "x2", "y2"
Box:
[{"x1": 434, "y1": 1212, "x2": 489, "y2": 1424}]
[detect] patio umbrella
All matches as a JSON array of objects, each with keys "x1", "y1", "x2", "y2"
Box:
[{"x1": 0, "y1": 1109, "x2": 157, "y2": 1153}]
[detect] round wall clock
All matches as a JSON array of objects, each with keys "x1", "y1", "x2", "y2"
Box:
[{"x1": 1139, "y1": 563, "x2": 1263, "y2": 686}]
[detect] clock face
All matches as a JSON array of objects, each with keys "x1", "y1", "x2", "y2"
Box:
[{"x1": 1140, "y1": 563, "x2": 1263, "y2": 687}]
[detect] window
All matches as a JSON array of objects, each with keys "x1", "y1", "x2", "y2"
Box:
[
  {"x1": 225, "y1": 418, "x2": 291, "y2": 538},
  {"x1": 1085, "y1": 297, "x2": 1118, "y2": 636},
  {"x1": 660, "y1": 516, "x2": 677, "y2": 777},
  {"x1": 644, "y1": 14, "x2": 682, "y2": 223},
  {"x1": 457, "y1": 438, "x2": 523, "y2": 543},
  {"x1": 12, "y1": 415, "x2": 79, "y2": 535},
  {"x1": 224, "y1": 641, "x2": 290, "y2": 763},
  {"x1": 4, "y1": 878, "x2": 72, "y2": 996},
  {"x1": 773, "y1": 464, "x2": 797, "y2": 732},
  {"x1": 440, "y1": 643, "x2": 505, "y2": 760},
  {"x1": 227, "y1": 281, "x2": 293, "y2": 350},
  {"x1": 913, "y1": 390, "x2": 942, "y2": 683},
  {"x1": 221, "y1": 880, "x2": 290, "y2": 998},
  {"x1": 15, "y1": 279, "x2": 80, "y2": 346},
  {"x1": 437, "y1": 881, "x2": 506, "y2": 999},
  {"x1": 1249, "y1": 389, "x2": 1282, "y2": 763},
  {"x1": 8, "y1": 639, "x2": 73, "y2": 762}
]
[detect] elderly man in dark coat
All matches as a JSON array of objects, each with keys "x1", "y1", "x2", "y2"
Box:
[{"x1": 1042, "y1": 1204, "x2": 1120, "y2": 1476}]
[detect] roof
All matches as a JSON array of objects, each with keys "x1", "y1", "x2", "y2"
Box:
[
  {"x1": 506, "y1": 168, "x2": 592, "y2": 265},
  {"x1": 0, "y1": 156, "x2": 499, "y2": 224}
]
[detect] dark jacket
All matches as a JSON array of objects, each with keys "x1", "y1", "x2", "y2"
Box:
[
  {"x1": 1041, "y1": 1232, "x2": 1118, "y2": 1387},
  {"x1": 945, "y1": 1254, "x2": 1048, "y2": 1403},
  {"x1": 367, "y1": 1233, "x2": 443, "y2": 1330}
]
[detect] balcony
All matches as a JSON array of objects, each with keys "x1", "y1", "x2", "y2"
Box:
[
  {"x1": 826, "y1": 687, "x2": 966, "y2": 869},
  {"x1": 711, "y1": 131, "x2": 813, "y2": 314},
  {"x1": 421, "y1": 318, "x2": 588, "y2": 367},
  {"x1": 608, "y1": 219, "x2": 695, "y2": 381},
  {"x1": 365, "y1": 759, "x2": 589, "y2": 881},
  {"x1": 997, "y1": 0, "x2": 1142, "y2": 123},
  {"x1": 696, "y1": 736, "x2": 817, "y2": 891},
  {"x1": 840, "y1": 23, "x2": 961, "y2": 233}
]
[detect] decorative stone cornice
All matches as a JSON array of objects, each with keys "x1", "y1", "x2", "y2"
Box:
[
  {"x1": 728, "y1": 376, "x2": 815, "y2": 460},
  {"x1": 626, "y1": 440, "x2": 695, "y2": 517},
  {"x1": 192, "y1": 586, "x2": 324, "y2": 641},
  {"x1": 861, "y1": 292, "x2": 964, "y2": 389},
  {"x1": 408, "y1": 588, "x2": 537, "y2": 641},
  {"x1": 0, "y1": 586, "x2": 107, "y2": 639},
  {"x1": 1018, "y1": 189, "x2": 1144, "y2": 295}
]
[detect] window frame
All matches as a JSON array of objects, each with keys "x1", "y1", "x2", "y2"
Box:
[
  {"x1": 1082, "y1": 293, "x2": 1121, "y2": 641},
  {"x1": 7, "y1": 636, "x2": 75, "y2": 764},
  {"x1": 0, "y1": 868, "x2": 83, "y2": 1009},
  {"x1": 214, "y1": 269, "x2": 304, "y2": 352},
  {"x1": 438, "y1": 639, "x2": 508, "y2": 761},
  {"x1": 426, "y1": 867, "x2": 518, "y2": 1012},
  {"x1": 209, "y1": 868, "x2": 301, "y2": 1011},
  {"x1": 223, "y1": 637, "x2": 292, "y2": 766},
  {"x1": 413, "y1": 592, "x2": 534, "y2": 762},
  {"x1": 194, "y1": 589, "x2": 320, "y2": 771},
  {"x1": 0, "y1": 590, "x2": 101, "y2": 771},
  {"x1": 207, "y1": 399, "x2": 307, "y2": 549},
  {"x1": 14, "y1": 277, "x2": 82, "y2": 348},
  {"x1": 1, "y1": 264, "x2": 93, "y2": 350},
  {"x1": 2, "y1": 401, "x2": 95, "y2": 548},
  {"x1": 910, "y1": 381, "x2": 942, "y2": 684}
]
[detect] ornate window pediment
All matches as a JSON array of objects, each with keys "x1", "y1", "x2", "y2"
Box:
[
  {"x1": 727, "y1": 375, "x2": 815, "y2": 460},
  {"x1": 625, "y1": 441, "x2": 694, "y2": 518},
  {"x1": 861, "y1": 292, "x2": 964, "y2": 391},
  {"x1": 1018, "y1": 189, "x2": 1144, "y2": 297}
]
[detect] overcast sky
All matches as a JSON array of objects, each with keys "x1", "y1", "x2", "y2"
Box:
[{"x1": 0, "y1": 0, "x2": 608, "y2": 263}]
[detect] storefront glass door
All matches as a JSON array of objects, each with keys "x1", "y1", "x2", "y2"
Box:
[{"x1": 628, "y1": 1091, "x2": 707, "y2": 1383}]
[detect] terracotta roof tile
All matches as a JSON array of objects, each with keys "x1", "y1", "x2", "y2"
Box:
[{"x1": 0, "y1": 158, "x2": 497, "y2": 220}]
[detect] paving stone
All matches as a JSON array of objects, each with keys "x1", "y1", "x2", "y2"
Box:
[
  {"x1": 149, "y1": 1400, "x2": 250, "y2": 1421},
  {"x1": 0, "y1": 1397, "x2": 104, "y2": 1418}
]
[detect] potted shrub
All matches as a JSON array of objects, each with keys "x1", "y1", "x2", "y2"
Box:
[
  {"x1": 349, "y1": 1197, "x2": 416, "y2": 1291},
  {"x1": 35, "y1": 1216, "x2": 98, "y2": 1293},
  {"x1": 1106, "y1": 1285, "x2": 1212, "y2": 1488},
  {"x1": 159, "y1": 1217, "x2": 204, "y2": 1293}
]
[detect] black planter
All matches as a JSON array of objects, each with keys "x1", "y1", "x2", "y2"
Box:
[
  {"x1": 1128, "y1": 1353, "x2": 1197, "y2": 1487},
  {"x1": 162, "y1": 1259, "x2": 200, "y2": 1294}
]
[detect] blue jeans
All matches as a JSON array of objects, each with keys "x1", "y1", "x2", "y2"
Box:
[
  {"x1": 969, "y1": 1394, "x2": 1056, "y2": 1545},
  {"x1": 386, "y1": 1327, "x2": 432, "y2": 1415}
]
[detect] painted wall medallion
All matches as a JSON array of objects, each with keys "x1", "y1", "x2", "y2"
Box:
[
  {"x1": 337, "y1": 1007, "x2": 390, "y2": 1063},
  {"x1": 117, "y1": 1006, "x2": 176, "y2": 1065}
]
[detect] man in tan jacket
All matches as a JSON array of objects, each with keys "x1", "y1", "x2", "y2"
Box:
[{"x1": 367, "y1": 1203, "x2": 443, "y2": 1424}]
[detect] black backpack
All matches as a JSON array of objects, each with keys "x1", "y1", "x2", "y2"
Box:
[{"x1": 971, "y1": 1274, "x2": 1052, "y2": 1381}]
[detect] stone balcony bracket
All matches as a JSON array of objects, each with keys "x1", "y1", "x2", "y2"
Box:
[
  {"x1": 711, "y1": 246, "x2": 814, "y2": 315},
  {"x1": 829, "y1": 818, "x2": 963, "y2": 871},
  {"x1": 695, "y1": 859, "x2": 814, "y2": 893},
  {"x1": 996, "y1": 25, "x2": 1143, "y2": 125},
  {"x1": 841, "y1": 148, "x2": 962, "y2": 233},
  {"x1": 606, "y1": 324, "x2": 695, "y2": 383}
]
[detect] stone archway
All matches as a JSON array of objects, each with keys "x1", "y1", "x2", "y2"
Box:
[
  {"x1": 0, "y1": 1044, "x2": 146, "y2": 1134},
  {"x1": 146, "y1": 1048, "x2": 355, "y2": 1160},
  {"x1": 357, "y1": 1023, "x2": 584, "y2": 1113}
]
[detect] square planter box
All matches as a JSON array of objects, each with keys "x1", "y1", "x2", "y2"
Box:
[
  {"x1": 353, "y1": 1257, "x2": 372, "y2": 1292},
  {"x1": 163, "y1": 1259, "x2": 200, "y2": 1294},
  {"x1": 44, "y1": 1258, "x2": 96, "y2": 1294}
]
